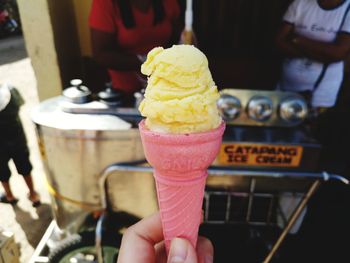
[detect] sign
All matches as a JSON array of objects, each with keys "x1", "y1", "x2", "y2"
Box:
[{"x1": 219, "y1": 143, "x2": 303, "y2": 167}]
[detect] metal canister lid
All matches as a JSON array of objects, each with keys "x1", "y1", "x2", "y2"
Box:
[
  {"x1": 97, "y1": 84, "x2": 123, "y2": 107},
  {"x1": 62, "y1": 79, "x2": 92, "y2": 104}
]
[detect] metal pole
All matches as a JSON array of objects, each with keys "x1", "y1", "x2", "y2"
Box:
[
  {"x1": 263, "y1": 180, "x2": 321, "y2": 263},
  {"x1": 96, "y1": 213, "x2": 105, "y2": 263},
  {"x1": 28, "y1": 221, "x2": 57, "y2": 263}
]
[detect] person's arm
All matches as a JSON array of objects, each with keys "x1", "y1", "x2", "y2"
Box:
[
  {"x1": 291, "y1": 32, "x2": 350, "y2": 63},
  {"x1": 275, "y1": 22, "x2": 304, "y2": 58},
  {"x1": 90, "y1": 28, "x2": 142, "y2": 71}
]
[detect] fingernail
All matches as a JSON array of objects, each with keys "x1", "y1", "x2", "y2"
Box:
[
  {"x1": 205, "y1": 255, "x2": 213, "y2": 263},
  {"x1": 169, "y1": 238, "x2": 188, "y2": 263}
]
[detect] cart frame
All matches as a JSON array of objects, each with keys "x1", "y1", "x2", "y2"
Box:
[{"x1": 29, "y1": 161, "x2": 349, "y2": 263}]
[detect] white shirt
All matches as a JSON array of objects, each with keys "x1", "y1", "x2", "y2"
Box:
[{"x1": 279, "y1": 0, "x2": 350, "y2": 107}]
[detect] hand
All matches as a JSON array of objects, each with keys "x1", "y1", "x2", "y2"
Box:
[
  {"x1": 117, "y1": 212, "x2": 214, "y2": 263},
  {"x1": 179, "y1": 30, "x2": 198, "y2": 46},
  {"x1": 288, "y1": 31, "x2": 300, "y2": 45}
]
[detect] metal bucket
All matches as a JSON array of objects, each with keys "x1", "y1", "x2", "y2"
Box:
[{"x1": 31, "y1": 96, "x2": 151, "y2": 234}]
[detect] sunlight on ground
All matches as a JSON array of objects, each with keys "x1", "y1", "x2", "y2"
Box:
[{"x1": 0, "y1": 37, "x2": 52, "y2": 263}]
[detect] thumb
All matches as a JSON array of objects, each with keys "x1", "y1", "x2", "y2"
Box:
[{"x1": 167, "y1": 238, "x2": 198, "y2": 263}]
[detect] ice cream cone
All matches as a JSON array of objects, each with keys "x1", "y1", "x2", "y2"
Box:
[{"x1": 139, "y1": 120, "x2": 225, "y2": 252}]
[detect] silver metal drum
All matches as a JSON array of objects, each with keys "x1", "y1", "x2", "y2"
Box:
[{"x1": 31, "y1": 96, "x2": 155, "y2": 234}]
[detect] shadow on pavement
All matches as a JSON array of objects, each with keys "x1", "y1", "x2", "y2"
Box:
[
  {"x1": 13, "y1": 203, "x2": 52, "y2": 247},
  {"x1": 0, "y1": 36, "x2": 27, "y2": 65}
]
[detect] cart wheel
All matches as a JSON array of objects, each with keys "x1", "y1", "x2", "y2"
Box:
[{"x1": 48, "y1": 232, "x2": 120, "y2": 263}]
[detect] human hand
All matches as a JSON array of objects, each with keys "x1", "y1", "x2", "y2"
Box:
[
  {"x1": 117, "y1": 212, "x2": 214, "y2": 263},
  {"x1": 179, "y1": 30, "x2": 198, "y2": 46},
  {"x1": 288, "y1": 31, "x2": 301, "y2": 45}
]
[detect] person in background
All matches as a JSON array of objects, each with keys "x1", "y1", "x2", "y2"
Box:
[
  {"x1": 89, "y1": 0, "x2": 182, "y2": 106},
  {"x1": 275, "y1": 0, "x2": 350, "y2": 111},
  {"x1": 117, "y1": 212, "x2": 214, "y2": 263},
  {"x1": 0, "y1": 84, "x2": 41, "y2": 207},
  {"x1": 274, "y1": 1, "x2": 350, "y2": 261}
]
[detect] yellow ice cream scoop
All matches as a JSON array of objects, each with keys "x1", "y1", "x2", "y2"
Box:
[{"x1": 138, "y1": 45, "x2": 222, "y2": 134}]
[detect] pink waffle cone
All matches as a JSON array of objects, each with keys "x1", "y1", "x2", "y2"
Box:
[{"x1": 139, "y1": 120, "x2": 225, "y2": 252}]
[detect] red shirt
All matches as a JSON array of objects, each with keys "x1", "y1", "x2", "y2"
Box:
[{"x1": 89, "y1": 0, "x2": 180, "y2": 94}]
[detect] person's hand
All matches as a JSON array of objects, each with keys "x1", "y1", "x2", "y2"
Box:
[
  {"x1": 179, "y1": 30, "x2": 198, "y2": 46},
  {"x1": 117, "y1": 212, "x2": 214, "y2": 263},
  {"x1": 287, "y1": 31, "x2": 301, "y2": 45}
]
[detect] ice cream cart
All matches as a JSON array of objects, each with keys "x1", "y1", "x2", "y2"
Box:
[{"x1": 29, "y1": 81, "x2": 348, "y2": 263}]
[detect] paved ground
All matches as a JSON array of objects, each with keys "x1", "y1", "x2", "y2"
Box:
[{"x1": 0, "y1": 35, "x2": 52, "y2": 263}]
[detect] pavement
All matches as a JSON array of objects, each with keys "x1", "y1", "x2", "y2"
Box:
[{"x1": 0, "y1": 35, "x2": 52, "y2": 263}]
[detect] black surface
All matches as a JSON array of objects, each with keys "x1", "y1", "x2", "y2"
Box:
[
  {"x1": 198, "y1": 180, "x2": 350, "y2": 263},
  {"x1": 199, "y1": 108, "x2": 350, "y2": 263}
]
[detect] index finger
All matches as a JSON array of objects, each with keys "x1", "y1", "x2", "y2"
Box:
[{"x1": 117, "y1": 212, "x2": 164, "y2": 263}]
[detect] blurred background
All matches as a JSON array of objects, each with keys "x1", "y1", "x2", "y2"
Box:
[{"x1": 1, "y1": 0, "x2": 350, "y2": 262}]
